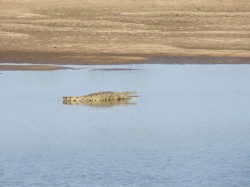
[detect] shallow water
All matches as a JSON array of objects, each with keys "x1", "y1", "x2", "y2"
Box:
[{"x1": 0, "y1": 64, "x2": 250, "y2": 186}]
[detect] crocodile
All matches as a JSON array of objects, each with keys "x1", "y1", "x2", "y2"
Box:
[{"x1": 63, "y1": 91, "x2": 137, "y2": 106}]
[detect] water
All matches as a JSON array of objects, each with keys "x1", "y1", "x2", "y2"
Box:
[{"x1": 0, "y1": 64, "x2": 250, "y2": 186}]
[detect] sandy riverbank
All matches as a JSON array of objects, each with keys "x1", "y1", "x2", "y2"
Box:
[
  {"x1": 0, "y1": 65, "x2": 69, "y2": 71},
  {"x1": 0, "y1": 0, "x2": 249, "y2": 65}
]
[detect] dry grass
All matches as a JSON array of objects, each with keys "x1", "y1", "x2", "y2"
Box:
[{"x1": 0, "y1": 0, "x2": 249, "y2": 64}]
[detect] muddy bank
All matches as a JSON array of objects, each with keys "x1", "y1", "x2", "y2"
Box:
[
  {"x1": 0, "y1": 50, "x2": 249, "y2": 65},
  {"x1": 0, "y1": 65, "x2": 69, "y2": 71}
]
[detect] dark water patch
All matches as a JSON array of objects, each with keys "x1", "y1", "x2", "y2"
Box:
[{"x1": 92, "y1": 68, "x2": 141, "y2": 71}]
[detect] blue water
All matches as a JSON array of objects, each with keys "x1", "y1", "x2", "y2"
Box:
[{"x1": 0, "y1": 64, "x2": 250, "y2": 186}]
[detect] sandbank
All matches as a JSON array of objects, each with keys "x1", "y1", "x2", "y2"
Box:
[{"x1": 0, "y1": 0, "x2": 249, "y2": 65}]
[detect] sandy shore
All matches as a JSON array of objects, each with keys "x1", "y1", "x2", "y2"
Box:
[
  {"x1": 0, "y1": 65, "x2": 69, "y2": 71},
  {"x1": 0, "y1": 0, "x2": 249, "y2": 65}
]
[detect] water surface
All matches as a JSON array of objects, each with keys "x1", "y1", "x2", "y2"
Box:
[{"x1": 0, "y1": 64, "x2": 250, "y2": 186}]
